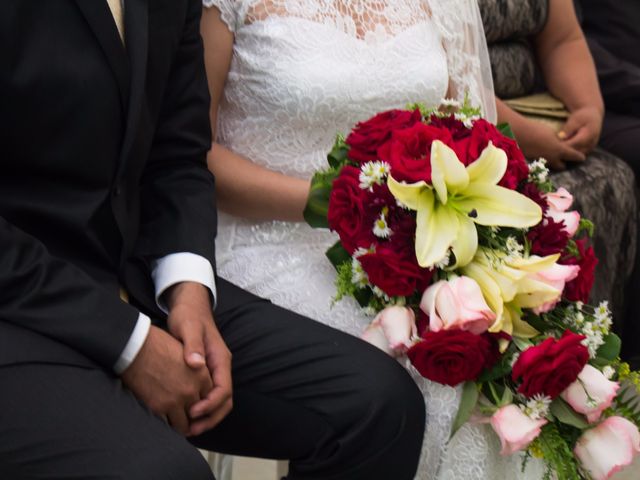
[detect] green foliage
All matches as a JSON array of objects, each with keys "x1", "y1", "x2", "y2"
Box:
[
  {"x1": 303, "y1": 166, "x2": 342, "y2": 228},
  {"x1": 550, "y1": 398, "x2": 589, "y2": 429},
  {"x1": 612, "y1": 384, "x2": 640, "y2": 427},
  {"x1": 325, "y1": 241, "x2": 351, "y2": 270},
  {"x1": 497, "y1": 123, "x2": 515, "y2": 140},
  {"x1": 327, "y1": 134, "x2": 350, "y2": 169},
  {"x1": 531, "y1": 423, "x2": 581, "y2": 480},
  {"x1": 596, "y1": 333, "x2": 621, "y2": 361},
  {"x1": 460, "y1": 92, "x2": 482, "y2": 117},
  {"x1": 406, "y1": 102, "x2": 434, "y2": 118},
  {"x1": 564, "y1": 239, "x2": 580, "y2": 259},
  {"x1": 450, "y1": 382, "x2": 479, "y2": 440},
  {"x1": 523, "y1": 312, "x2": 554, "y2": 333},
  {"x1": 577, "y1": 218, "x2": 595, "y2": 238},
  {"x1": 616, "y1": 361, "x2": 640, "y2": 392},
  {"x1": 334, "y1": 261, "x2": 357, "y2": 303},
  {"x1": 477, "y1": 353, "x2": 513, "y2": 383}
]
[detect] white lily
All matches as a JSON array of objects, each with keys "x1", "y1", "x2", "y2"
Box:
[
  {"x1": 387, "y1": 141, "x2": 542, "y2": 269},
  {"x1": 461, "y1": 249, "x2": 565, "y2": 337}
]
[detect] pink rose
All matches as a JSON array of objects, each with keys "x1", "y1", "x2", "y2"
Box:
[
  {"x1": 544, "y1": 188, "x2": 581, "y2": 236},
  {"x1": 561, "y1": 365, "x2": 620, "y2": 423},
  {"x1": 575, "y1": 416, "x2": 640, "y2": 480},
  {"x1": 361, "y1": 306, "x2": 417, "y2": 357},
  {"x1": 490, "y1": 404, "x2": 547, "y2": 455},
  {"x1": 420, "y1": 277, "x2": 496, "y2": 335},
  {"x1": 530, "y1": 263, "x2": 581, "y2": 314}
]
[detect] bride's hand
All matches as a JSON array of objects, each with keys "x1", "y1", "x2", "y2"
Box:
[{"x1": 515, "y1": 116, "x2": 586, "y2": 170}]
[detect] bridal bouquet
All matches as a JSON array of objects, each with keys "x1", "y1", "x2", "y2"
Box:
[{"x1": 304, "y1": 101, "x2": 640, "y2": 480}]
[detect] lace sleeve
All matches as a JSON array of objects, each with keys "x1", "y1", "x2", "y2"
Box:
[
  {"x1": 203, "y1": 0, "x2": 239, "y2": 32},
  {"x1": 430, "y1": 0, "x2": 497, "y2": 123}
]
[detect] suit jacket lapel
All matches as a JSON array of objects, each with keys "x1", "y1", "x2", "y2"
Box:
[
  {"x1": 73, "y1": 0, "x2": 129, "y2": 112},
  {"x1": 118, "y1": 0, "x2": 149, "y2": 175}
]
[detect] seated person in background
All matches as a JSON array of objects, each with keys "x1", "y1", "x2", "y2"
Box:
[
  {"x1": 576, "y1": 0, "x2": 640, "y2": 368},
  {"x1": 484, "y1": 0, "x2": 639, "y2": 365},
  {"x1": 495, "y1": 0, "x2": 602, "y2": 171}
]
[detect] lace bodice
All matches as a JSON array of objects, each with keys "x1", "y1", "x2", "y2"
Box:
[
  {"x1": 206, "y1": 0, "x2": 494, "y2": 180},
  {"x1": 202, "y1": 1, "x2": 540, "y2": 479}
]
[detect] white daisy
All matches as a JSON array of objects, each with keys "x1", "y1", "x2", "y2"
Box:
[
  {"x1": 373, "y1": 209, "x2": 392, "y2": 239},
  {"x1": 441, "y1": 98, "x2": 462, "y2": 109},
  {"x1": 351, "y1": 258, "x2": 369, "y2": 288},
  {"x1": 602, "y1": 366, "x2": 616, "y2": 380},
  {"x1": 359, "y1": 161, "x2": 390, "y2": 190},
  {"x1": 520, "y1": 394, "x2": 552, "y2": 420}
]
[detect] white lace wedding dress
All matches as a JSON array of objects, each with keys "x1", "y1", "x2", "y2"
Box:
[{"x1": 203, "y1": 1, "x2": 543, "y2": 478}]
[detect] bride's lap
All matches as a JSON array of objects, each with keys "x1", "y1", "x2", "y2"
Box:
[{"x1": 218, "y1": 241, "x2": 545, "y2": 479}]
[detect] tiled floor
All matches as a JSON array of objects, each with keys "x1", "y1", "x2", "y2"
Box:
[
  {"x1": 230, "y1": 456, "x2": 640, "y2": 480},
  {"x1": 232, "y1": 457, "x2": 278, "y2": 480}
]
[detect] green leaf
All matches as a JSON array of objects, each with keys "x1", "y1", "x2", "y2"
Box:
[
  {"x1": 590, "y1": 356, "x2": 611, "y2": 368},
  {"x1": 497, "y1": 122, "x2": 516, "y2": 140},
  {"x1": 327, "y1": 135, "x2": 350, "y2": 169},
  {"x1": 550, "y1": 397, "x2": 589, "y2": 429},
  {"x1": 500, "y1": 385, "x2": 514, "y2": 406},
  {"x1": 450, "y1": 382, "x2": 479, "y2": 440},
  {"x1": 513, "y1": 336, "x2": 534, "y2": 351},
  {"x1": 303, "y1": 169, "x2": 340, "y2": 228},
  {"x1": 477, "y1": 355, "x2": 512, "y2": 383},
  {"x1": 325, "y1": 241, "x2": 351, "y2": 270},
  {"x1": 578, "y1": 218, "x2": 595, "y2": 238},
  {"x1": 597, "y1": 333, "x2": 621, "y2": 361},
  {"x1": 353, "y1": 288, "x2": 373, "y2": 308},
  {"x1": 522, "y1": 313, "x2": 552, "y2": 332}
]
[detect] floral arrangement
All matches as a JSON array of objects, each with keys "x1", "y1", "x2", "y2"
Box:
[{"x1": 304, "y1": 101, "x2": 640, "y2": 480}]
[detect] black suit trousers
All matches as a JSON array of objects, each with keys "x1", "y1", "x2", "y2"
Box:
[{"x1": 0, "y1": 279, "x2": 425, "y2": 480}]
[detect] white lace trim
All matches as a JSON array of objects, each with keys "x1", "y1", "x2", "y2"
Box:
[{"x1": 203, "y1": 0, "x2": 240, "y2": 32}]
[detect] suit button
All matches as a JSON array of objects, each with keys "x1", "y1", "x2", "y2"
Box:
[{"x1": 113, "y1": 186, "x2": 122, "y2": 197}]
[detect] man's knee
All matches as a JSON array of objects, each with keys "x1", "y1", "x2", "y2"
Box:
[
  {"x1": 126, "y1": 443, "x2": 215, "y2": 480},
  {"x1": 365, "y1": 354, "x2": 425, "y2": 434}
]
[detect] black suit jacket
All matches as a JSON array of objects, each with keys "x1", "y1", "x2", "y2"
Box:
[
  {"x1": 0, "y1": 0, "x2": 217, "y2": 369},
  {"x1": 576, "y1": 0, "x2": 640, "y2": 116}
]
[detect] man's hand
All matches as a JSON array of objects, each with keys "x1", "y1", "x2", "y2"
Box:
[
  {"x1": 165, "y1": 282, "x2": 233, "y2": 437},
  {"x1": 516, "y1": 117, "x2": 586, "y2": 170},
  {"x1": 121, "y1": 326, "x2": 213, "y2": 435},
  {"x1": 559, "y1": 106, "x2": 603, "y2": 155}
]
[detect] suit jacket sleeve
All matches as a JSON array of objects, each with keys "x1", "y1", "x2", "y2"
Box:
[
  {"x1": 587, "y1": 37, "x2": 640, "y2": 116},
  {"x1": 0, "y1": 216, "x2": 141, "y2": 369},
  {"x1": 134, "y1": 0, "x2": 217, "y2": 272}
]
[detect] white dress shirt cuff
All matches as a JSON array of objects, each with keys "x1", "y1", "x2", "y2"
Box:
[
  {"x1": 113, "y1": 313, "x2": 151, "y2": 374},
  {"x1": 151, "y1": 252, "x2": 217, "y2": 314}
]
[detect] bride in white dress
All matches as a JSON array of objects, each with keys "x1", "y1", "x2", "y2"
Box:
[{"x1": 201, "y1": 1, "x2": 543, "y2": 478}]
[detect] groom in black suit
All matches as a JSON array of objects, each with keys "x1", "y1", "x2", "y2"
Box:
[{"x1": 0, "y1": 1, "x2": 425, "y2": 478}]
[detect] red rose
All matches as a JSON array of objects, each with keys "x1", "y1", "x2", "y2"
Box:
[
  {"x1": 521, "y1": 182, "x2": 549, "y2": 214},
  {"x1": 346, "y1": 109, "x2": 422, "y2": 163},
  {"x1": 457, "y1": 119, "x2": 529, "y2": 190},
  {"x1": 378, "y1": 123, "x2": 453, "y2": 184},
  {"x1": 560, "y1": 239, "x2": 598, "y2": 303},
  {"x1": 512, "y1": 330, "x2": 589, "y2": 398},
  {"x1": 428, "y1": 114, "x2": 471, "y2": 140},
  {"x1": 527, "y1": 217, "x2": 570, "y2": 257},
  {"x1": 327, "y1": 166, "x2": 375, "y2": 253},
  {"x1": 359, "y1": 247, "x2": 424, "y2": 297},
  {"x1": 408, "y1": 330, "x2": 500, "y2": 387}
]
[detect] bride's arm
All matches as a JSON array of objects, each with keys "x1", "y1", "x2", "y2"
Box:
[{"x1": 200, "y1": 8, "x2": 310, "y2": 222}]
